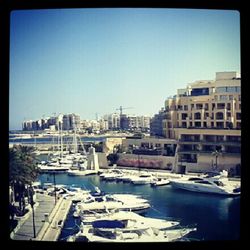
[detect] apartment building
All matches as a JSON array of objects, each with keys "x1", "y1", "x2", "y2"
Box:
[{"x1": 162, "y1": 72, "x2": 241, "y2": 173}]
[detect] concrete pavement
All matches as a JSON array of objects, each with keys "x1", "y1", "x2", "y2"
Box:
[{"x1": 11, "y1": 193, "x2": 58, "y2": 241}]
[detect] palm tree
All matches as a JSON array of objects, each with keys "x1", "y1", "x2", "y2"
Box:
[
  {"x1": 211, "y1": 150, "x2": 222, "y2": 171},
  {"x1": 9, "y1": 145, "x2": 40, "y2": 215}
]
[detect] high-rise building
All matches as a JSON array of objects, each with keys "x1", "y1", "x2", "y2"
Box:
[{"x1": 162, "y1": 72, "x2": 241, "y2": 173}]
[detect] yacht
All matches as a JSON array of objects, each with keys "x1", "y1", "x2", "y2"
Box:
[
  {"x1": 170, "y1": 170, "x2": 241, "y2": 196},
  {"x1": 67, "y1": 212, "x2": 195, "y2": 242},
  {"x1": 100, "y1": 169, "x2": 124, "y2": 181},
  {"x1": 73, "y1": 193, "x2": 150, "y2": 217},
  {"x1": 130, "y1": 171, "x2": 156, "y2": 185},
  {"x1": 80, "y1": 210, "x2": 180, "y2": 229},
  {"x1": 151, "y1": 178, "x2": 170, "y2": 187}
]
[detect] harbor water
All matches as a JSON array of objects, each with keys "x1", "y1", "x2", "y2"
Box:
[{"x1": 38, "y1": 173, "x2": 240, "y2": 241}]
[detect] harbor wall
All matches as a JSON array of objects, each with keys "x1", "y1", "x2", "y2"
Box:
[{"x1": 116, "y1": 153, "x2": 175, "y2": 170}]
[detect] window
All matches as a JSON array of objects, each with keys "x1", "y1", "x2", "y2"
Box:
[
  {"x1": 195, "y1": 180, "x2": 213, "y2": 185},
  {"x1": 182, "y1": 122, "x2": 187, "y2": 128},
  {"x1": 194, "y1": 112, "x2": 201, "y2": 119},
  {"x1": 219, "y1": 95, "x2": 228, "y2": 101},
  {"x1": 191, "y1": 88, "x2": 209, "y2": 96},
  {"x1": 216, "y1": 112, "x2": 224, "y2": 120},
  {"x1": 184, "y1": 105, "x2": 188, "y2": 111},
  {"x1": 217, "y1": 103, "x2": 225, "y2": 109},
  {"x1": 182, "y1": 113, "x2": 188, "y2": 120},
  {"x1": 205, "y1": 112, "x2": 209, "y2": 118},
  {"x1": 236, "y1": 113, "x2": 241, "y2": 120},
  {"x1": 216, "y1": 122, "x2": 224, "y2": 128},
  {"x1": 229, "y1": 95, "x2": 234, "y2": 100},
  {"x1": 227, "y1": 87, "x2": 236, "y2": 93},
  {"x1": 194, "y1": 122, "x2": 201, "y2": 127},
  {"x1": 216, "y1": 87, "x2": 227, "y2": 93},
  {"x1": 214, "y1": 181, "x2": 224, "y2": 187}
]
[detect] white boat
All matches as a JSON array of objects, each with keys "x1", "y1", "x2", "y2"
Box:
[
  {"x1": 151, "y1": 178, "x2": 170, "y2": 187},
  {"x1": 116, "y1": 174, "x2": 135, "y2": 183},
  {"x1": 67, "y1": 212, "x2": 195, "y2": 242},
  {"x1": 80, "y1": 210, "x2": 180, "y2": 229},
  {"x1": 130, "y1": 172, "x2": 156, "y2": 185},
  {"x1": 170, "y1": 170, "x2": 241, "y2": 196},
  {"x1": 38, "y1": 164, "x2": 70, "y2": 173},
  {"x1": 67, "y1": 169, "x2": 98, "y2": 176},
  {"x1": 100, "y1": 169, "x2": 124, "y2": 181},
  {"x1": 73, "y1": 193, "x2": 150, "y2": 217}
]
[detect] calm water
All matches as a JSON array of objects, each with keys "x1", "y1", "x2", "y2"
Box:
[
  {"x1": 38, "y1": 173, "x2": 240, "y2": 241},
  {"x1": 9, "y1": 136, "x2": 106, "y2": 144}
]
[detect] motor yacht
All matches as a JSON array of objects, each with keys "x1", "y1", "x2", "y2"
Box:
[
  {"x1": 170, "y1": 171, "x2": 240, "y2": 196},
  {"x1": 151, "y1": 178, "x2": 170, "y2": 187}
]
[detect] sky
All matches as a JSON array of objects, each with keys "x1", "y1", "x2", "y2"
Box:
[{"x1": 9, "y1": 8, "x2": 240, "y2": 130}]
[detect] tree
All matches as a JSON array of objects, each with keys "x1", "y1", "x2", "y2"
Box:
[
  {"x1": 107, "y1": 153, "x2": 119, "y2": 165},
  {"x1": 9, "y1": 145, "x2": 40, "y2": 215}
]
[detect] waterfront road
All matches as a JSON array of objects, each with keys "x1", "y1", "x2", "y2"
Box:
[{"x1": 11, "y1": 193, "x2": 57, "y2": 241}]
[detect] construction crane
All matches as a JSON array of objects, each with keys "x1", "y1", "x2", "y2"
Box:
[{"x1": 116, "y1": 106, "x2": 134, "y2": 115}]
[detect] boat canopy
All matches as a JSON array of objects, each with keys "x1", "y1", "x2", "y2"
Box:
[{"x1": 92, "y1": 220, "x2": 126, "y2": 229}]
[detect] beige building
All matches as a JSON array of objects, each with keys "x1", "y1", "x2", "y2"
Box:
[
  {"x1": 162, "y1": 72, "x2": 241, "y2": 173},
  {"x1": 119, "y1": 137, "x2": 177, "y2": 170}
]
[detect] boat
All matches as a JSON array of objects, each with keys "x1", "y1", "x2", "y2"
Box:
[
  {"x1": 170, "y1": 170, "x2": 241, "y2": 196},
  {"x1": 99, "y1": 169, "x2": 124, "y2": 181},
  {"x1": 80, "y1": 210, "x2": 180, "y2": 229},
  {"x1": 67, "y1": 211, "x2": 196, "y2": 242},
  {"x1": 73, "y1": 192, "x2": 150, "y2": 217},
  {"x1": 37, "y1": 163, "x2": 70, "y2": 173},
  {"x1": 151, "y1": 178, "x2": 170, "y2": 187},
  {"x1": 130, "y1": 171, "x2": 156, "y2": 185}
]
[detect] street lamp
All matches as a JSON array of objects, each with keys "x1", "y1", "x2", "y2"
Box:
[
  {"x1": 212, "y1": 150, "x2": 221, "y2": 171},
  {"x1": 28, "y1": 185, "x2": 36, "y2": 238},
  {"x1": 53, "y1": 172, "x2": 57, "y2": 205}
]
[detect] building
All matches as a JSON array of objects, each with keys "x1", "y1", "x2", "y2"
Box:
[
  {"x1": 22, "y1": 113, "x2": 80, "y2": 131},
  {"x1": 62, "y1": 113, "x2": 81, "y2": 131},
  {"x1": 118, "y1": 137, "x2": 178, "y2": 170},
  {"x1": 162, "y1": 71, "x2": 241, "y2": 173},
  {"x1": 150, "y1": 108, "x2": 166, "y2": 137},
  {"x1": 103, "y1": 113, "x2": 120, "y2": 130}
]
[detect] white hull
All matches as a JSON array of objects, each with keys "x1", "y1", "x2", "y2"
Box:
[
  {"x1": 67, "y1": 170, "x2": 98, "y2": 176},
  {"x1": 170, "y1": 178, "x2": 240, "y2": 196},
  {"x1": 69, "y1": 226, "x2": 196, "y2": 242}
]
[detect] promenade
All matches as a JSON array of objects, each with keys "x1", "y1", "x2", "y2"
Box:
[{"x1": 11, "y1": 193, "x2": 71, "y2": 241}]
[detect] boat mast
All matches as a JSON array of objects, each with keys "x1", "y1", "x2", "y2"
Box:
[{"x1": 60, "y1": 121, "x2": 63, "y2": 158}]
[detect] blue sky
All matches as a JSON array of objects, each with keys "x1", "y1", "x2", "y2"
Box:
[{"x1": 9, "y1": 8, "x2": 240, "y2": 130}]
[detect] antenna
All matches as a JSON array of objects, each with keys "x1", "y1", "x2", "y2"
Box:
[{"x1": 116, "y1": 106, "x2": 134, "y2": 115}]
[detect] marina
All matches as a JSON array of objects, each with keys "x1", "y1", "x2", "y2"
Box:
[
  {"x1": 35, "y1": 172, "x2": 240, "y2": 241},
  {"x1": 9, "y1": 135, "x2": 241, "y2": 242}
]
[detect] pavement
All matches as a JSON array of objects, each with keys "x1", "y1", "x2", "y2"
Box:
[
  {"x1": 35, "y1": 197, "x2": 71, "y2": 241},
  {"x1": 11, "y1": 193, "x2": 58, "y2": 241}
]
